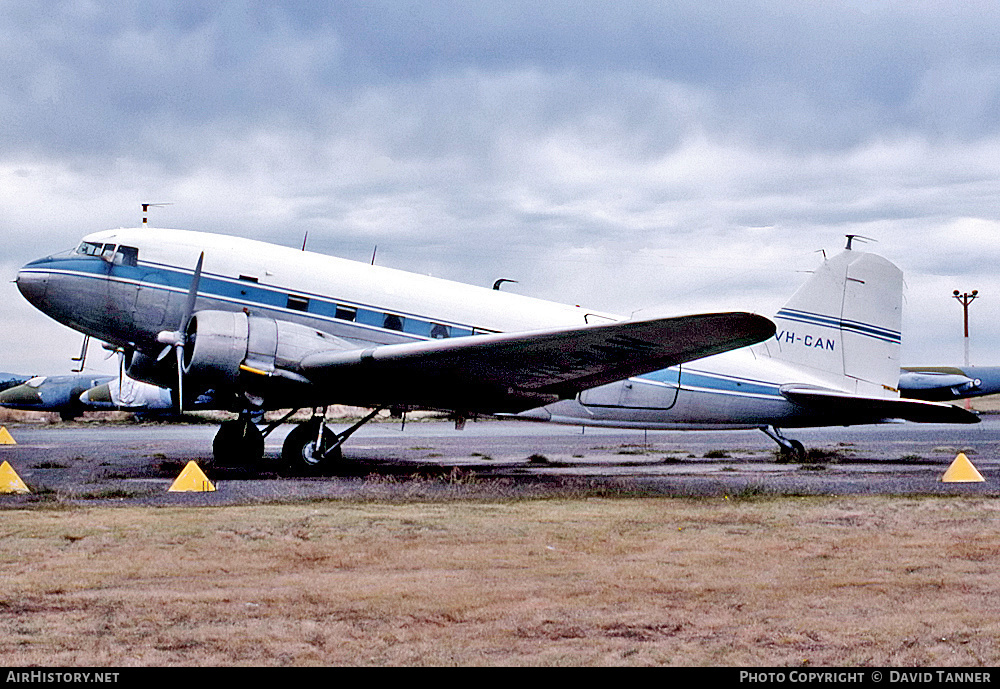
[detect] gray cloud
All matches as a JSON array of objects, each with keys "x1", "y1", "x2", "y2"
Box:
[{"x1": 3, "y1": 1, "x2": 1000, "y2": 371}]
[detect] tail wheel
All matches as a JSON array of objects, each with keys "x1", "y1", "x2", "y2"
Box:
[
  {"x1": 282, "y1": 421, "x2": 342, "y2": 474},
  {"x1": 780, "y1": 439, "x2": 806, "y2": 462},
  {"x1": 213, "y1": 418, "x2": 264, "y2": 467}
]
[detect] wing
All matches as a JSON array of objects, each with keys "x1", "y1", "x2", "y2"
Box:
[
  {"x1": 780, "y1": 385, "x2": 980, "y2": 424},
  {"x1": 297, "y1": 312, "x2": 775, "y2": 413}
]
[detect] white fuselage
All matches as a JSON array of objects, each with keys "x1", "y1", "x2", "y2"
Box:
[{"x1": 15, "y1": 228, "x2": 889, "y2": 430}]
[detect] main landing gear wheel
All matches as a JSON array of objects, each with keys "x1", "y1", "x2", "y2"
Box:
[
  {"x1": 213, "y1": 417, "x2": 264, "y2": 467},
  {"x1": 282, "y1": 420, "x2": 342, "y2": 474}
]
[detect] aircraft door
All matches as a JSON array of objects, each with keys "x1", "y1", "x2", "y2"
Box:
[
  {"x1": 579, "y1": 366, "x2": 681, "y2": 410},
  {"x1": 617, "y1": 366, "x2": 681, "y2": 409}
]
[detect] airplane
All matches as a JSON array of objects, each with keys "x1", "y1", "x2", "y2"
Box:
[
  {"x1": 0, "y1": 371, "x2": 175, "y2": 420},
  {"x1": 898, "y1": 366, "x2": 1000, "y2": 402},
  {"x1": 13, "y1": 228, "x2": 977, "y2": 469},
  {"x1": 0, "y1": 372, "x2": 115, "y2": 420},
  {"x1": 14, "y1": 227, "x2": 775, "y2": 468}
]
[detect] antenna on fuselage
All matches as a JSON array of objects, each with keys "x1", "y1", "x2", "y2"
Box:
[
  {"x1": 845, "y1": 234, "x2": 875, "y2": 250},
  {"x1": 371, "y1": 246, "x2": 377, "y2": 265},
  {"x1": 301, "y1": 232, "x2": 308, "y2": 251},
  {"x1": 141, "y1": 203, "x2": 172, "y2": 228},
  {"x1": 492, "y1": 278, "x2": 519, "y2": 291}
]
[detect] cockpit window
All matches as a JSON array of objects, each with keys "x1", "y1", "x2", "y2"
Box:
[
  {"x1": 74, "y1": 241, "x2": 138, "y2": 266},
  {"x1": 76, "y1": 241, "x2": 103, "y2": 256},
  {"x1": 115, "y1": 246, "x2": 138, "y2": 267}
]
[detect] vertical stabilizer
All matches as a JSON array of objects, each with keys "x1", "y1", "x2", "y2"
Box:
[{"x1": 764, "y1": 250, "x2": 902, "y2": 396}]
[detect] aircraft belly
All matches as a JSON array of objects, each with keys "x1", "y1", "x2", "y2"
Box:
[
  {"x1": 669, "y1": 386, "x2": 800, "y2": 426},
  {"x1": 539, "y1": 381, "x2": 809, "y2": 430}
]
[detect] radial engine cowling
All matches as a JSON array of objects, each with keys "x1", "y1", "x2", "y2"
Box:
[{"x1": 181, "y1": 310, "x2": 344, "y2": 385}]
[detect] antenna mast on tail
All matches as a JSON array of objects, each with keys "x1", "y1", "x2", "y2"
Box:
[{"x1": 845, "y1": 234, "x2": 875, "y2": 250}]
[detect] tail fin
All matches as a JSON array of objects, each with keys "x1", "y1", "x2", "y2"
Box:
[{"x1": 762, "y1": 249, "x2": 902, "y2": 397}]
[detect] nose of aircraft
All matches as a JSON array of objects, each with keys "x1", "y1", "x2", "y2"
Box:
[
  {"x1": 79, "y1": 382, "x2": 113, "y2": 406},
  {"x1": 15, "y1": 264, "x2": 48, "y2": 310},
  {"x1": 0, "y1": 382, "x2": 43, "y2": 409}
]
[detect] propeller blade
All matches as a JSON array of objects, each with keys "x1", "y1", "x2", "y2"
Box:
[
  {"x1": 175, "y1": 346, "x2": 185, "y2": 414},
  {"x1": 180, "y1": 252, "x2": 205, "y2": 332},
  {"x1": 151, "y1": 252, "x2": 204, "y2": 415}
]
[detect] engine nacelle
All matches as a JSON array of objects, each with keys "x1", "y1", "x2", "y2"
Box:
[
  {"x1": 182, "y1": 311, "x2": 248, "y2": 384},
  {"x1": 181, "y1": 310, "x2": 346, "y2": 386}
]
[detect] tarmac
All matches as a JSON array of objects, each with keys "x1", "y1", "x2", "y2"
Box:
[{"x1": 1, "y1": 416, "x2": 998, "y2": 506}]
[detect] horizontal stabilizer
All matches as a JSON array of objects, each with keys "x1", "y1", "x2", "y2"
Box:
[
  {"x1": 781, "y1": 385, "x2": 980, "y2": 425},
  {"x1": 299, "y1": 312, "x2": 775, "y2": 412}
]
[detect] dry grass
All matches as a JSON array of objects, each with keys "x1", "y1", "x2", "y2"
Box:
[{"x1": 2, "y1": 496, "x2": 1000, "y2": 666}]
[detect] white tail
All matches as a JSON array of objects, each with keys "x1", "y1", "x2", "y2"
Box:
[{"x1": 762, "y1": 249, "x2": 902, "y2": 397}]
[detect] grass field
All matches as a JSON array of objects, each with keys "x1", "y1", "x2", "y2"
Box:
[{"x1": 2, "y1": 495, "x2": 1000, "y2": 666}]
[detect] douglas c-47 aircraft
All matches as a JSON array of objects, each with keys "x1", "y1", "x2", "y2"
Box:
[{"x1": 15, "y1": 228, "x2": 976, "y2": 470}]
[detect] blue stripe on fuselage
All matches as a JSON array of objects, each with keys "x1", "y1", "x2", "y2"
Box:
[
  {"x1": 20, "y1": 257, "x2": 483, "y2": 340},
  {"x1": 635, "y1": 367, "x2": 784, "y2": 400}
]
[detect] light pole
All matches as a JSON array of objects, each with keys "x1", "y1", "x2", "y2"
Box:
[
  {"x1": 953, "y1": 289, "x2": 979, "y2": 410},
  {"x1": 952, "y1": 289, "x2": 979, "y2": 367}
]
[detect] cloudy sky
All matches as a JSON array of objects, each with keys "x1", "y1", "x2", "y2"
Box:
[{"x1": 3, "y1": 0, "x2": 1000, "y2": 375}]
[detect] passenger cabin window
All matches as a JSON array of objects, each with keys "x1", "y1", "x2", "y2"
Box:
[
  {"x1": 383, "y1": 313, "x2": 404, "y2": 331},
  {"x1": 430, "y1": 323, "x2": 450, "y2": 339},
  {"x1": 286, "y1": 295, "x2": 310, "y2": 312},
  {"x1": 335, "y1": 305, "x2": 357, "y2": 322}
]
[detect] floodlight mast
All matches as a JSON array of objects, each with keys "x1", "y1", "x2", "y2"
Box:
[
  {"x1": 953, "y1": 289, "x2": 979, "y2": 365},
  {"x1": 953, "y1": 289, "x2": 979, "y2": 411}
]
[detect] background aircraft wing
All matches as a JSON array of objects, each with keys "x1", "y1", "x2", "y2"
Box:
[
  {"x1": 780, "y1": 385, "x2": 980, "y2": 424},
  {"x1": 298, "y1": 312, "x2": 774, "y2": 412}
]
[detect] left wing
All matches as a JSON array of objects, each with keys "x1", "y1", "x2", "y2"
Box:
[
  {"x1": 781, "y1": 385, "x2": 980, "y2": 424},
  {"x1": 297, "y1": 312, "x2": 775, "y2": 413}
]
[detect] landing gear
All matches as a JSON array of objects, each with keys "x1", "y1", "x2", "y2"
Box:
[
  {"x1": 282, "y1": 420, "x2": 341, "y2": 473},
  {"x1": 760, "y1": 425, "x2": 806, "y2": 461},
  {"x1": 212, "y1": 416, "x2": 264, "y2": 467},
  {"x1": 281, "y1": 407, "x2": 383, "y2": 474},
  {"x1": 208, "y1": 407, "x2": 384, "y2": 473}
]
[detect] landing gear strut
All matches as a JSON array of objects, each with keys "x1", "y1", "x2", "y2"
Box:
[
  {"x1": 281, "y1": 407, "x2": 383, "y2": 474},
  {"x1": 760, "y1": 425, "x2": 805, "y2": 461}
]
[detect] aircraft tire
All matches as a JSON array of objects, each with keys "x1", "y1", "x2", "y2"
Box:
[
  {"x1": 783, "y1": 439, "x2": 806, "y2": 462},
  {"x1": 212, "y1": 418, "x2": 264, "y2": 467},
  {"x1": 282, "y1": 421, "x2": 342, "y2": 474}
]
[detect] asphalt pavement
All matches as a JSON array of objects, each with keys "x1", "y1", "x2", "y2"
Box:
[{"x1": 1, "y1": 416, "x2": 998, "y2": 505}]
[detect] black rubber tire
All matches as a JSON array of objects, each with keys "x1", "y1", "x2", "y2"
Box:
[
  {"x1": 212, "y1": 418, "x2": 264, "y2": 467},
  {"x1": 281, "y1": 421, "x2": 342, "y2": 474}
]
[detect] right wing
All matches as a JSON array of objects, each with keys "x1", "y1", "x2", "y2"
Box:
[{"x1": 296, "y1": 312, "x2": 775, "y2": 412}]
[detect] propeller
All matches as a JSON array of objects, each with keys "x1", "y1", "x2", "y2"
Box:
[
  {"x1": 101, "y1": 344, "x2": 126, "y2": 401},
  {"x1": 155, "y1": 252, "x2": 204, "y2": 413}
]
